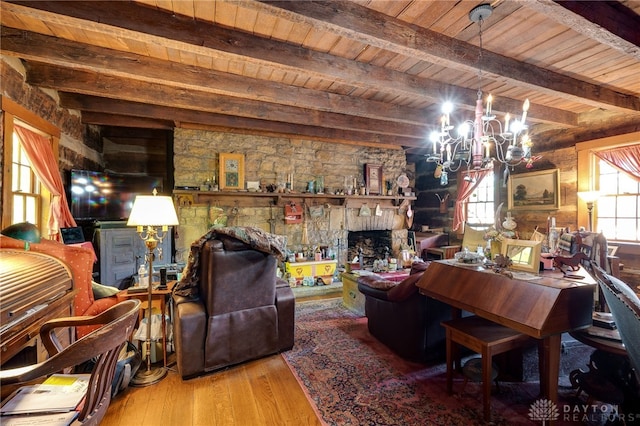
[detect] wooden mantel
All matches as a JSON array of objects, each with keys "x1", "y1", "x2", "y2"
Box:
[{"x1": 173, "y1": 190, "x2": 416, "y2": 209}]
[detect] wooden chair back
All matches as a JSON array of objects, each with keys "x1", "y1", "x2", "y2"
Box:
[
  {"x1": 0, "y1": 300, "x2": 140, "y2": 425},
  {"x1": 592, "y1": 262, "x2": 640, "y2": 385},
  {"x1": 576, "y1": 232, "x2": 620, "y2": 277}
]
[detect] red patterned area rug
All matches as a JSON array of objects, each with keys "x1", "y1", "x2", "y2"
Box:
[{"x1": 283, "y1": 298, "x2": 595, "y2": 426}]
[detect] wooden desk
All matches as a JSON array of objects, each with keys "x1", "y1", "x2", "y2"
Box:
[
  {"x1": 416, "y1": 260, "x2": 596, "y2": 404},
  {"x1": 117, "y1": 281, "x2": 176, "y2": 367}
]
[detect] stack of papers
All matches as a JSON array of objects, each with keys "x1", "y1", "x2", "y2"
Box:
[{"x1": 1, "y1": 374, "x2": 89, "y2": 425}]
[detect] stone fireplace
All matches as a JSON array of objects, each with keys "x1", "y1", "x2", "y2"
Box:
[{"x1": 348, "y1": 230, "x2": 393, "y2": 266}]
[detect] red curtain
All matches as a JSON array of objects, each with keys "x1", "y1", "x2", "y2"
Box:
[
  {"x1": 594, "y1": 144, "x2": 640, "y2": 182},
  {"x1": 15, "y1": 125, "x2": 76, "y2": 239},
  {"x1": 452, "y1": 168, "x2": 492, "y2": 232}
]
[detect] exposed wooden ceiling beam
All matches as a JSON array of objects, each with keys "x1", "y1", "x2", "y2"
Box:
[
  {"x1": 0, "y1": 28, "x2": 425, "y2": 126},
  {"x1": 523, "y1": 0, "x2": 640, "y2": 60},
  {"x1": 250, "y1": 0, "x2": 640, "y2": 112},
  {"x1": 80, "y1": 112, "x2": 174, "y2": 130},
  {"x1": 63, "y1": 94, "x2": 426, "y2": 148},
  {"x1": 26, "y1": 62, "x2": 431, "y2": 139},
  {"x1": 0, "y1": 2, "x2": 577, "y2": 126}
]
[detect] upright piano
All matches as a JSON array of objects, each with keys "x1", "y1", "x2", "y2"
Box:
[
  {"x1": 0, "y1": 249, "x2": 76, "y2": 366},
  {"x1": 416, "y1": 260, "x2": 596, "y2": 403}
]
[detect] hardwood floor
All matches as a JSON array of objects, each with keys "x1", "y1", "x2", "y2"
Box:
[
  {"x1": 102, "y1": 294, "x2": 337, "y2": 426},
  {"x1": 101, "y1": 354, "x2": 322, "y2": 426}
]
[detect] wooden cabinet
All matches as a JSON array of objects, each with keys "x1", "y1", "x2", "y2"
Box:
[
  {"x1": 96, "y1": 222, "x2": 172, "y2": 288},
  {"x1": 341, "y1": 273, "x2": 366, "y2": 316}
]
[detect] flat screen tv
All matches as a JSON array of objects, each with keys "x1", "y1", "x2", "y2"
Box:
[{"x1": 69, "y1": 169, "x2": 164, "y2": 221}]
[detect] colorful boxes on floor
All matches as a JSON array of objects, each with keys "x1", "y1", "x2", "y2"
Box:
[{"x1": 285, "y1": 260, "x2": 337, "y2": 285}]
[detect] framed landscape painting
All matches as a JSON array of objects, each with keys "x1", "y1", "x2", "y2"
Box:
[{"x1": 507, "y1": 169, "x2": 560, "y2": 210}]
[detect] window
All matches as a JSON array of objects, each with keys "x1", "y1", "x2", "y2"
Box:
[
  {"x1": 597, "y1": 160, "x2": 640, "y2": 242},
  {"x1": 1, "y1": 98, "x2": 59, "y2": 234},
  {"x1": 11, "y1": 130, "x2": 42, "y2": 226},
  {"x1": 576, "y1": 134, "x2": 640, "y2": 244},
  {"x1": 466, "y1": 169, "x2": 494, "y2": 229}
]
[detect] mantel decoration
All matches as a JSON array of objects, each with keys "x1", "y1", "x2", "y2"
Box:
[
  {"x1": 365, "y1": 163, "x2": 383, "y2": 195},
  {"x1": 426, "y1": 3, "x2": 537, "y2": 185},
  {"x1": 219, "y1": 153, "x2": 245, "y2": 191}
]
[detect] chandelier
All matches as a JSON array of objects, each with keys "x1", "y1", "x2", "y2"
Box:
[{"x1": 426, "y1": 4, "x2": 535, "y2": 186}]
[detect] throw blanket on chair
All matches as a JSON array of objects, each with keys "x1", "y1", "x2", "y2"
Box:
[{"x1": 173, "y1": 226, "x2": 287, "y2": 299}]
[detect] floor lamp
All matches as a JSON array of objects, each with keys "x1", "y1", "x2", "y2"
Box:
[
  {"x1": 578, "y1": 191, "x2": 600, "y2": 232},
  {"x1": 127, "y1": 189, "x2": 179, "y2": 386}
]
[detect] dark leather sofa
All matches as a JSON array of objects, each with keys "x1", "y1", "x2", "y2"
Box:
[
  {"x1": 172, "y1": 231, "x2": 294, "y2": 378},
  {"x1": 357, "y1": 262, "x2": 455, "y2": 363}
]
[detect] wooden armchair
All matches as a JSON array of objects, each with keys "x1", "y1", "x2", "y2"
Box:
[
  {"x1": 0, "y1": 300, "x2": 140, "y2": 425},
  {"x1": 576, "y1": 232, "x2": 621, "y2": 277}
]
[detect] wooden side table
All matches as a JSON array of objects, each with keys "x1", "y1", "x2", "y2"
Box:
[
  {"x1": 425, "y1": 245, "x2": 461, "y2": 260},
  {"x1": 117, "y1": 281, "x2": 176, "y2": 367}
]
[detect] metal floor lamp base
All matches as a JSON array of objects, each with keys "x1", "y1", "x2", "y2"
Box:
[{"x1": 130, "y1": 366, "x2": 167, "y2": 387}]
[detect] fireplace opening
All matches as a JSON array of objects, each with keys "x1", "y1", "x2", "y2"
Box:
[{"x1": 347, "y1": 230, "x2": 392, "y2": 267}]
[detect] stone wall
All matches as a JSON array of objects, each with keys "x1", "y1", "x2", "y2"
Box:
[
  {"x1": 173, "y1": 128, "x2": 410, "y2": 265},
  {"x1": 1, "y1": 57, "x2": 100, "y2": 222}
]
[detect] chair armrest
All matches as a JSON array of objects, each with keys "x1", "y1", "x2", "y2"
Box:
[{"x1": 173, "y1": 298, "x2": 207, "y2": 378}]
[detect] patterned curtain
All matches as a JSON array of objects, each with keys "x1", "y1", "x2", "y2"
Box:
[
  {"x1": 15, "y1": 125, "x2": 77, "y2": 240},
  {"x1": 594, "y1": 143, "x2": 640, "y2": 182}
]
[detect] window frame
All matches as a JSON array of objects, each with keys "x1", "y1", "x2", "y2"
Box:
[
  {"x1": 576, "y1": 131, "x2": 640, "y2": 243},
  {"x1": 1, "y1": 97, "x2": 60, "y2": 233}
]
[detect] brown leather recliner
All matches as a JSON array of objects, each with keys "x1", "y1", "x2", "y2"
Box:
[
  {"x1": 172, "y1": 233, "x2": 294, "y2": 379},
  {"x1": 357, "y1": 262, "x2": 455, "y2": 363}
]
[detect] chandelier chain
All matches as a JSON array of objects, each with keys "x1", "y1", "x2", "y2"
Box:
[{"x1": 477, "y1": 15, "x2": 484, "y2": 100}]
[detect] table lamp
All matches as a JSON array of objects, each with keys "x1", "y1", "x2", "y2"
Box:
[
  {"x1": 578, "y1": 190, "x2": 600, "y2": 232},
  {"x1": 127, "y1": 189, "x2": 179, "y2": 386}
]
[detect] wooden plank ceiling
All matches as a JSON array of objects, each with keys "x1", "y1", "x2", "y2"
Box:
[{"x1": 1, "y1": 0, "x2": 640, "y2": 154}]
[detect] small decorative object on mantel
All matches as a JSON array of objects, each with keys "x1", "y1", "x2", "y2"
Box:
[
  {"x1": 219, "y1": 153, "x2": 245, "y2": 191},
  {"x1": 365, "y1": 164, "x2": 383, "y2": 195}
]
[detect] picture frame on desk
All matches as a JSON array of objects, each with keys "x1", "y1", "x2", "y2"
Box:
[
  {"x1": 219, "y1": 153, "x2": 245, "y2": 191},
  {"x1": 507, "y1": 168, "x2": 560, "y2": 210},
  {"x1": 501, "y1": 238, "x2": 542, "y2": 273},
  {"x1": 365, "y1": 163, "x2": 383, "y2": 195}
]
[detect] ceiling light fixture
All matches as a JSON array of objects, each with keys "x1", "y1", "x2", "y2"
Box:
[{"x1": 426, "y1": 3, "x2": 536, "y2": 185}]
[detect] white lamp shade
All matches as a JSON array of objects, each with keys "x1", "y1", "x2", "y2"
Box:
[
  {"x1": 127, "y1": 195, "x2": 179, "y2": 226},
  {"x1": 578, "y1": 190, "x2": 601, "y2": 203}
]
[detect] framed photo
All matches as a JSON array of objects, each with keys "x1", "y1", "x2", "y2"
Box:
[
  {"x1": 365, "y1": 164, "x2": 383, "y2": 195},
  {"x1": 219, "y1": 153, "x2": 245, "y2": 191},
  {"x1": 507, "y1": 169, "x2": 560, "y2": 210},
  {"x1": 501, "y1": 238, "x2": 542, "y2": 273}
]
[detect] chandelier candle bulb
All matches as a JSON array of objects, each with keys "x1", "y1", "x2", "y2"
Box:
[
  {"x1": 486, "y1": 94, "x2": 492, "y2": 116},
  {"x1": 504, "y1": 113, "x2": 511, "y2": 133},
  {"x1": 521, "y1": 99, "x2": 530, "y2": 124}
]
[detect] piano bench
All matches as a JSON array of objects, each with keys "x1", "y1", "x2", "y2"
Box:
[{"x1": 441, "y1": 316, "x2": 534, "y2": 422}]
